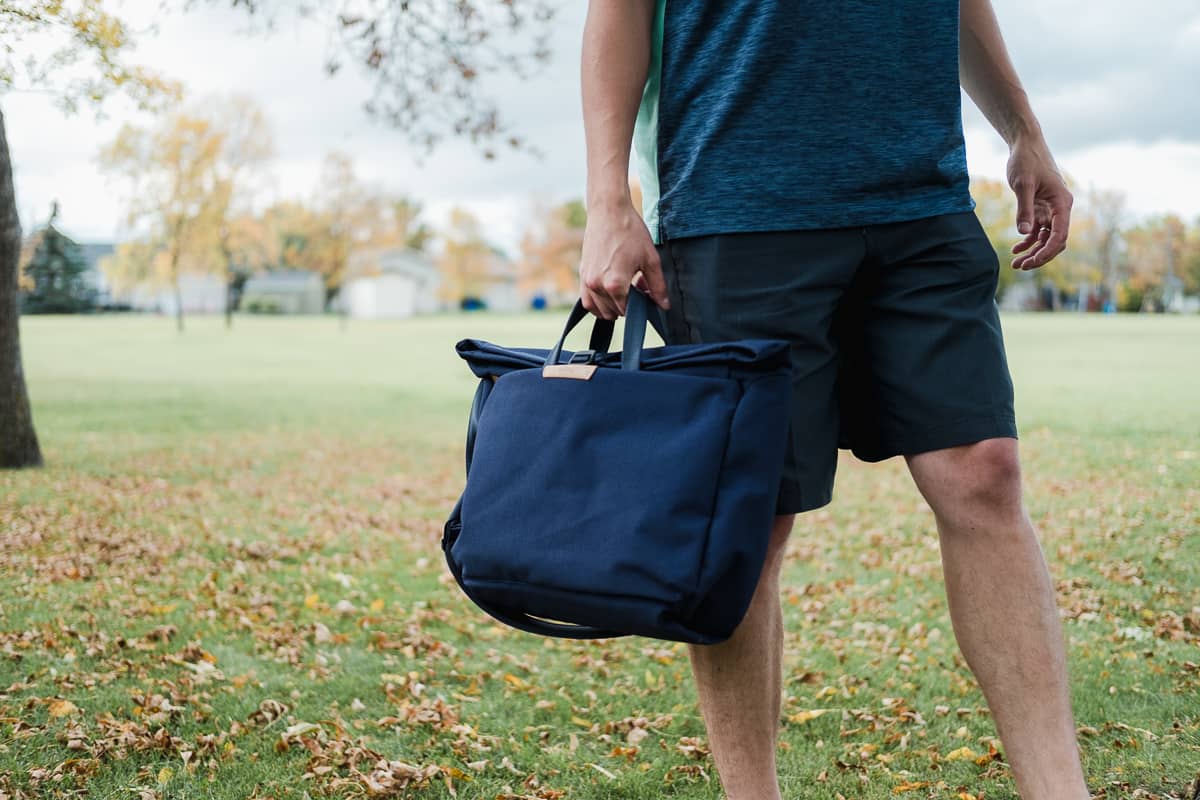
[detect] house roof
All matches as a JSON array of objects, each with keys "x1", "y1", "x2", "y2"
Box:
[
  {"x1": 243, "y1": 270, "x2": 323, "y2": 292},
  {"x1": 377, "y1": 248, "x2": 437, "y2": 278}
]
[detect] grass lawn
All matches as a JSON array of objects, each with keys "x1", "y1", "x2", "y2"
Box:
[{"x1": 1, "y1": 311, "x2": 1198, "y2": 800}]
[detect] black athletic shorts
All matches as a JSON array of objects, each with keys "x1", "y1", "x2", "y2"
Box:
[{"x1": 655, "y1": 210, "x2": 1018, "y2": 516}]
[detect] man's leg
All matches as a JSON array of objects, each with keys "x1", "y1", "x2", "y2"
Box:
[
  {"x1": 688, "y1": 512, "x2": 795, "y2": 800},
  {"x1": 655, "y1": 229, "x2": 856, "y2": 799},
  {"x1": 907, "y1": 438, "x2": 1090, "y2": 800}
]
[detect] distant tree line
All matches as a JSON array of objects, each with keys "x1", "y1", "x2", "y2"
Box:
[
  {"x1": 972, "y1": 178, "x2": 1200, "y2": 312},
  {"x1": 15, "y1": 94, "x2": 589, "y2": 325}
]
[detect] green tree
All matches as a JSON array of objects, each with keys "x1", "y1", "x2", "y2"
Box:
[{"x1": 20, "y1": 204, "x2": 96, "y2": 314}]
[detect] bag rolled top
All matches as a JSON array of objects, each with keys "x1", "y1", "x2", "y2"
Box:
[{"x1": 442, "y1": 288, "x2": 793, "y2": 644}]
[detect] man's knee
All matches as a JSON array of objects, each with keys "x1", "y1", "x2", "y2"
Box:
[{"x1": 911, "y1": 438, "x2": 1025, "y2": 523}]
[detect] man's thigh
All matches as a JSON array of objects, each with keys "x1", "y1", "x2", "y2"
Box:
[
  {"x1": 654, "y1": 229, "x2": 865, "y2": 516},
  {"x1": 837, "y1": 211, "x2": 1018, "y2": 463}
]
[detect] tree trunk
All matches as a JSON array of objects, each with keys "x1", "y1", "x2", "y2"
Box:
[
  {"x1": 169, "y1": 246, "x2": 184, "y2": 333},
  {"x1": 222, "y1": 236, "x2": 234, "y2": 329},
  {"x1": 0, "y1": 106, "x2": 44, "y2": 468},
  {"x1": 173, "y1": 278, "x2": 184, "y2": 332}
]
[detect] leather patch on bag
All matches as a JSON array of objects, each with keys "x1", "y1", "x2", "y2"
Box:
[{"x1": 542, "y1": 364, "x2": 597, "y2": 380}]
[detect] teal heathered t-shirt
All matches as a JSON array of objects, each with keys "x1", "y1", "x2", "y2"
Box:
[{"x1": 633, "y1": 0, "x2": 976, "y2": 244}]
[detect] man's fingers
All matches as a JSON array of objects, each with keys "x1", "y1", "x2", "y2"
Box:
[
  {"x1": 1015, "y1": 196, "x2": 1071, "y2": 269},
  {"x1": 1012, "y1": 227, "x2": 1049, "y2": 269},
  {"x1": 1028, "y1": 212, "x2": 1070, "y2": 269},
  {"x1": 602, "y1": 276, "x2": 631, "y2": 317},
  {"x1": 583, "y1": 286, "x2": 619, "y2": 320},
  {"x1": 1021, "y1": 229, "x2": 1067, "y2": 270},
  {"x1": 638, "y1": 256, "x2": 672, "y2": 310},
  {"x1": 1011, "y1": 230, "x2": 1040, "y2": 255},
  {"x1": 1013, "y1": 224, "x2": 1066, "y2": 270},
  {"x1": 1013, "y1": 176, "x2": 1037, "y2": 236},
  {"x1": 1038, "y1": 198, "x2": 1072, "y2": 262},
  {"x1": 631, "y1": 269, "x2": 647, "y2": 293},
  {"x1": 597, "y1": 292, "x2": 621, "y2": 320}
]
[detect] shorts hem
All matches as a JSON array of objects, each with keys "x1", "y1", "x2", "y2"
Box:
[
  {"x1": 849, "y1": 413, "x2": 1018, "y2": 464},
  {"x1": 774, "y1": 484, "x2": 833, "y2": 516}
]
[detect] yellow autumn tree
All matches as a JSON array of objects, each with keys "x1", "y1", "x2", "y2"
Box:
[
  {"x1": 99, "y1": 112, "x2": 224, "y2": 330},
  {"x1": 261, "y1": 154, "x2": 429, "y2": 305},
  {"x1": 205, "y1": 96, "x2": 276, "y2": 326},
  {"x1": 969, "y1": 177, "x2": 1019, "y2": 298},
  {"x1": 1184, "y1": 219, "x2": 1200, "y2": 295},
  {"x1": 438, "y1": 207, "x2": 498, "y2": 305},
  {"x1": 1125, "y1": 214, "x2": 1189, "y2": 311},
  {"x1": 517, "y1": 198, "x2": 588, "y2": 307},
  {"x1": 98, "y1": 95, "x2": 275, "y2": 329}
]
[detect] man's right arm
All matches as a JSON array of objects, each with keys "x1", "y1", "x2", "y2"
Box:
[{"x1": 579, "y1": 0, "x2": 670, "y2": 320}]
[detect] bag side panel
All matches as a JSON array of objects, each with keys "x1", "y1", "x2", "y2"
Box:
[{"x1": 688, "y1": 372, "x2": 793, "y2": 638}]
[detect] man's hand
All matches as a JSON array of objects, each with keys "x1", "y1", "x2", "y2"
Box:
[
  {"x1": 579, "y1": 203, "x2": 670, "y2": 320},
  {"x1": 958, "y1": 0, "x2": 1073, "y2": 271},
  {"x1": 1007, "y1": 137, "x2": 1073, "y2": 271}
]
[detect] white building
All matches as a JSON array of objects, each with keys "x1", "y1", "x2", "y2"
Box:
[
  {"x1": 241, "y1": 270, "x2": 325, "y2": 314},
  {"x1": 480, "y1": 249, "x2": 522, "y2": 312},
  {"x1": 79, "y1": 243, "x2": 115, "y2": 305},
  {"x1": 126, "y1": 274, "x2": 226, "y2": 315},
  {"x1": 341, "y1": 249, "x2": 442, "y2": 319}
]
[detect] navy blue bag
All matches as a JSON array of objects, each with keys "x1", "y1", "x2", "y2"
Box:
[{"x1": 442, "y1": 288, "x2": 793, "y2": 644}]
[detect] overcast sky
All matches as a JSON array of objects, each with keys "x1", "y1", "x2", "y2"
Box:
[{"x1": 5, "y1": 0, "x2": 1198, "y2": 256}]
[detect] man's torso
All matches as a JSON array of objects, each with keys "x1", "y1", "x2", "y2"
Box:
[{"x1": 634, "y1": 0, "x2": 975, "y2": 243}]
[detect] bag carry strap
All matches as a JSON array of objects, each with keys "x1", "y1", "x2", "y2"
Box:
[
  {"x1": 621, "y1": 288, "x2": 669, "y2": 371},
  {"x1": 464, "y1": 373, "x2": 492, "y2": 476},
  {"x1": 544, "y1": 288, "x2": 670, "y2": 367}
]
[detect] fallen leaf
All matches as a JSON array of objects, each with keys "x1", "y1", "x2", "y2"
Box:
[
  {"x1": 945, "y1": 746, "x2": 977, "y2": 761},
  {"x1": 48, "y1": 699, "x2": 79, "y2": 717}
]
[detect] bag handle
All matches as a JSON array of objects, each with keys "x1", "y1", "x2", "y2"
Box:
[
  {"x1": 621, "y1": 287, "x2": 670, "y2": 371},
  {"x1": 544, "y1": 300, "x2": 615, "y2": 366},
  {"x1": 544, "y1": 288, "x2": 670, "y2": 368}
]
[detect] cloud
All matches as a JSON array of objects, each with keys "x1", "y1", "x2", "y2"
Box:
[{"x1": 987, "y1": 0, "x2": 1200, "y2": 151}]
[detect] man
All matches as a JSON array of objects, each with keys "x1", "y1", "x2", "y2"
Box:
[{"x1": 578, "y1": 2, "x2": 1088, "y2": 799}]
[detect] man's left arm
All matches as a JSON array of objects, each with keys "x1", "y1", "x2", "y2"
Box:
[{"x1": 959, "y1": 0, "x2": 1073, "y2": 270}]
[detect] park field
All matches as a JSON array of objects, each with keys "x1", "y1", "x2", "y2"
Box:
[{"x1": 2, "y1": 312, "x2": 1198, "y2": 800}]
